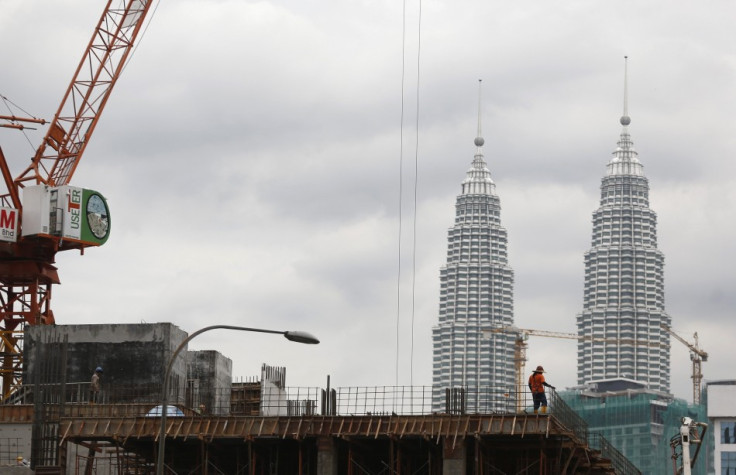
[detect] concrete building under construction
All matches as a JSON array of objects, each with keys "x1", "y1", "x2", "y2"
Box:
[{"x1": 0, "y1": 322, "x2": 640, "y2": 474}]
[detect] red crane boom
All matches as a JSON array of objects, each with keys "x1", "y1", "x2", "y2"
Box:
[{"x1": 14, "y1": 0, "x2": 151, "y2": 190}]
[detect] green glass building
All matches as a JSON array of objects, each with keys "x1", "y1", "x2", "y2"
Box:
[{"x1": 561, "y1": 381, "x2": 709, "y2": 475}]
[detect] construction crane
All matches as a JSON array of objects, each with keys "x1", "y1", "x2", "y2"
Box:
[
  {"x1": 0, "y1": 0, "x2": 153, "y2": 399},
  {"x1": 482, "y1": 326, "x2": 578, "y2": 411},
  {"x1": 483, "y1": 325, "x2": 665, "y2": 411},
  {"x1": 661, "y1": 324, "x2": 708, "y2": 405}
]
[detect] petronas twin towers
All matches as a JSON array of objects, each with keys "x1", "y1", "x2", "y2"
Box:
[
  {"x1": 430, "y1": 128, "x2": 516, "y2": 411},
  {"x1": 432, "y1": 69, "x2": 671, "y2": 408},
  {"x1": 576, "y1": 110, "x2": 671, "y2": 392}
]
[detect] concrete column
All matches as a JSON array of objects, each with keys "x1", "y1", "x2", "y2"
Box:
[
  {"x1": 442, "y1": 437, "x2": 466, "y2": 475},
  {"x1": 316, "y1": 436, "x2": 338, "y2": 475}
]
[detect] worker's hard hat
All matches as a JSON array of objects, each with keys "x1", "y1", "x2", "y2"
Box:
[
  {"x1": 95, "y1": 366, "x2": 103, "y2": 373},
  {"x1": 16, "y1": 456, "x2": 23, "y2": 461},
  {"x1": 535, "y1": 365, "x2": 545, "y2": 372}
]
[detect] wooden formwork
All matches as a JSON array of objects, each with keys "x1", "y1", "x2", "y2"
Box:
[{"x1": 54, "y1": 412, "x2": 616, "y2": 474}]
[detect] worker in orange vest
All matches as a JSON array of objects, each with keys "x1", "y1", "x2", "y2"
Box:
[{"x1": 528, "y1": 365, "x2": 555, "y2": 414}]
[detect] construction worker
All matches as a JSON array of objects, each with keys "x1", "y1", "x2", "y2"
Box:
[
  {"x1": 528, "y1": 365, "x2": 555, "y2": 414},
  {"x1": 90, "y1": 366, "x2": 103, "y2": 404}
]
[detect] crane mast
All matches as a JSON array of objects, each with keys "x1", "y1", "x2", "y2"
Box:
[
  {"x1": 0, "y1": 0, "x2": 153, "y2": 399},
  {"x1": 661, "y1": 324, "x2": 708, "y2": 405}
]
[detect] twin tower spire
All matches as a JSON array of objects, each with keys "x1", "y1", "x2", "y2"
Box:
[
  {"x1": 611, "y1": 56, "x2": 644, "y2": 177},
  {"x1": 461, "y1": 79, "x2": 495, "y2": 196},
  {"x1": 465, "y1": 57, "x2": 643, "y2": 193}
]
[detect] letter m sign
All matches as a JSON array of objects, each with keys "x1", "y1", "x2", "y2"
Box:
[{"x1": 0, "y1": 207, "x2": 18, "y2": 242}]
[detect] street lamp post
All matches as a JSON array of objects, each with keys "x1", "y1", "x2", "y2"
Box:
[{"x1": 155, "y1": 325, "x2": 319, "y2": 475}]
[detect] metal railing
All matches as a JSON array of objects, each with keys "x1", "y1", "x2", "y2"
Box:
[
  {"x1": 330, "y1": 385, "x2": 530, "y2": 415},
  {"x1": 589, "y1": 432, "x2": 642, "y2": 475},
  {"x1": 548, "y1": 390, "x2": 589, "y2": 442},
  {"x1": 550, "y1": 392, "x2": 641, "y2": 475},
  {"x1": 6, "y1": 383, "x2": 560, "y2": 417}
]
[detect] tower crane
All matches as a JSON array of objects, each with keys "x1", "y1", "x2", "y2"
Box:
[
  {"x1": 483, "y1": 325, "x2": 666, "y2": 411},
  {"x1": 483, "y1": 326, "x2": 578, "y2": 411},
  {"x1": 661, "y1": 324, "x2": 708, "y2": 405},
  {"x1": 0, "y1": 0, "x2": 153, "y2": 399}
]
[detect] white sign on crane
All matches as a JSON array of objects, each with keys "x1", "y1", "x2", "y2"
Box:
[{"x1": 0, "y1": 207, "x2": 18, "y2": 242}]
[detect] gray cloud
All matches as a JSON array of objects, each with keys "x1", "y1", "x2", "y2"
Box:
[{"x1": 2, "y1": 0, "x2": 734, "y2": 402}]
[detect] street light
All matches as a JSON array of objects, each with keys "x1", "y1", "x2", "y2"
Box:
[{"x1": 155, "y1": 325, "x2": 319, "y2": 475}]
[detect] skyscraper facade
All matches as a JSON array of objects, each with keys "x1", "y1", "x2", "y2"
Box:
[
  {"x1": 432, "y1": 103, "x2": 515, "y2": 412},
  {"x1": 576, "y1": 72, "x2": 671, "y2": 393}
]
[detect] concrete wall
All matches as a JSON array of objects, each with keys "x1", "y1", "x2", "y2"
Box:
[
  {"x1": 24, "y1": 323, "x2": 189, "y2": 403},
  {"x1": 707, "y1": 382, "x2": 736, "y2": 418},
  {"x1": 707, "y1": 381, "x2": 736, "y2": 475},
  {"x1": 0, "y1": 424, "x2": 31, "y2": 466},
  {"x1": 260, "y1": 365, "x2": 287, "y2": 416},
  {"x1": 187, "y1": 350, "x2": 232, "y2": 416},
  {"x1": 0, "y1": 468, "x2": 32, "y2": 474}
]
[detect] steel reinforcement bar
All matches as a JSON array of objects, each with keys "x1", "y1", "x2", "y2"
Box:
[{"x1": 58, "y1": 413, "x2": 556, "y2": 443}]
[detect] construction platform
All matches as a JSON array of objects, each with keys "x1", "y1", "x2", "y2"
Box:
[{"x1": 42, "y1": 408, "x2": 617, "y2": 474}]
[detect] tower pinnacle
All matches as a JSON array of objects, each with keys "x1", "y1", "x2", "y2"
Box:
[
  {"x1": 474, "y1": 79, "x2": 484, "y2": 148},
  {"x1": 463, "y1": 79, "x2": 495, "y2": 195},
  {"x1": 620, "y1": 56, "x2": 631, "y2": 126},
  {"x1": 608, "y1": 56, "x2": 643, "y2": 177}
]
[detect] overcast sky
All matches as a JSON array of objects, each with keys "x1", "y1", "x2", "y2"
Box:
[{"x1": 2, "y1": 0, "x2": 734, "y2": 404}]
